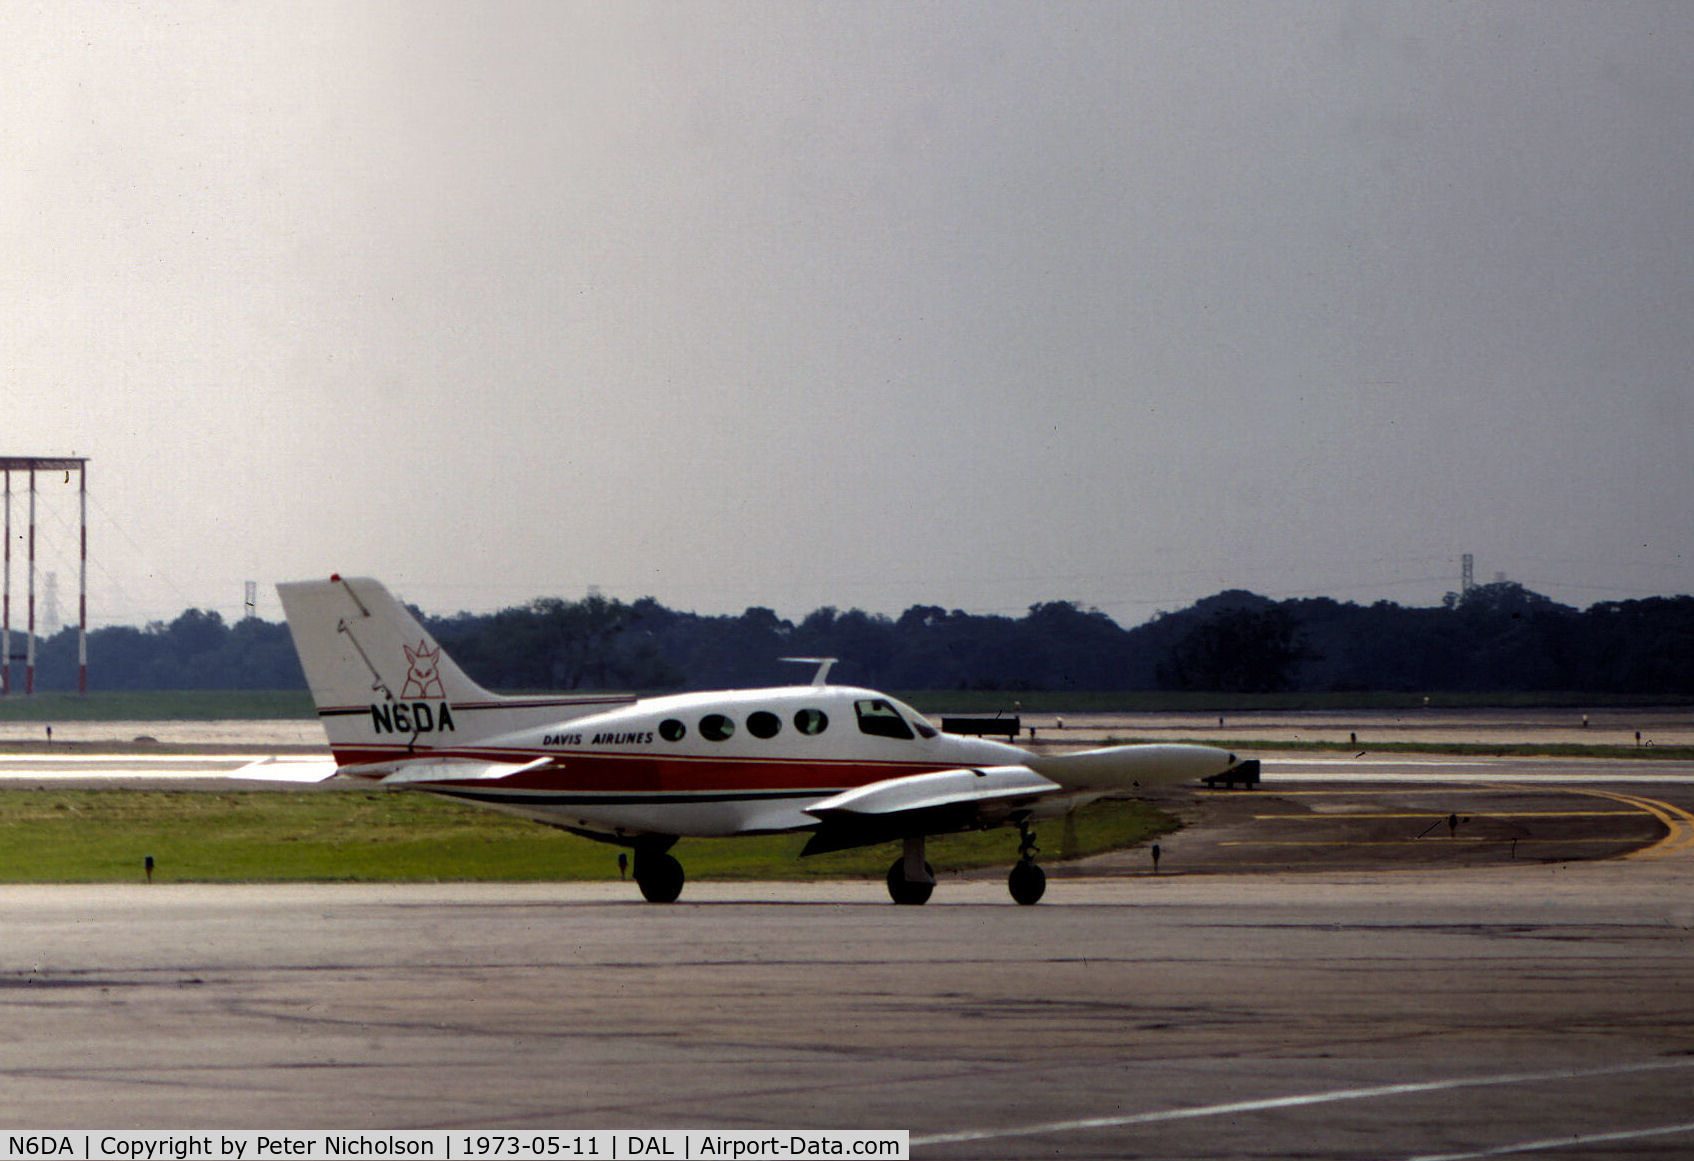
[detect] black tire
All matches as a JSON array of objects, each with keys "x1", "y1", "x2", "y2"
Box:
[
  {"x1": 635, "y1": 852, "x2": 685, "y2": 903},
  {"x1": 1008, "y1": 860, "x2": 1046, "y2": 905},
  {"x1": 885, "y1": 857, "x2": 935, "y2": 905}
]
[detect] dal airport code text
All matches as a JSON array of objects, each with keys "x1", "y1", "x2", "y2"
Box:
[{"x1": 4, "y1": 1132, "x2": 907, "y2": 1160}]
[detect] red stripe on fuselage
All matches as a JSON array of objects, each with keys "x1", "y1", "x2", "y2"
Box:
[{"x1": 330, "y1": 745, "x2": 946, "y2": 793}]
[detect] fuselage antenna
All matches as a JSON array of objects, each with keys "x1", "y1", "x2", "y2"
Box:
[{"x1": 779, "y1": 657, "x2": 837, "y2": 687}]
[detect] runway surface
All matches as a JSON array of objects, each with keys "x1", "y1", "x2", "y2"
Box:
[
  {"x1": 0, "y1": 741, "x2": 1690, "y2": 1157},
  {"x1": 2, "y1": 866, "x2": 1691, "y2": 1157}
]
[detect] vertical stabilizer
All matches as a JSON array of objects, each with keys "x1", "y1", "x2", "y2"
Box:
[{"x1": 277, "y1": 576, "x2": 634, "y2": 765}]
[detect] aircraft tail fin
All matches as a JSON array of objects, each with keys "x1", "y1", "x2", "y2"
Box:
[{"x1": 277, "y1": 575, "x2": 634, "y2": 766}]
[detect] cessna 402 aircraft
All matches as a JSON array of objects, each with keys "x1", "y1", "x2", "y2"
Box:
[{"x1": 278, "y1": 575, "x2": 1247, "y2": 904}]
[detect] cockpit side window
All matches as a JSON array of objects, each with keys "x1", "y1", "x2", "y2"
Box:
[{"x1": 854, "y1": 698, "x2": 914, "y2": 741}]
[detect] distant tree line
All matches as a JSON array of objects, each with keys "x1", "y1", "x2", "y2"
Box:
[{"x1": 20, "y1": 580, "x2": 1694, "y2": 696}]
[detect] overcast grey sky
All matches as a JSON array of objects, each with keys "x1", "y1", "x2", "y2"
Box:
[{"x1": 4, "y1": 2, "x2": 1690, "y2": 628}]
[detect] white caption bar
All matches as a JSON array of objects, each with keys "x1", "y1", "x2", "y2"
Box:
[{"x1": 0, "y1": 1132, "x2": 908, "y2": 1161}]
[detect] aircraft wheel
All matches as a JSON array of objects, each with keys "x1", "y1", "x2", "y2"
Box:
[
  {"x1": 885, "y1": 858, "x2": 935, "y2": 905},
  {"x1": 635, "y1": 852, "x2": 685, "y2": 903},
  {"x1": 1008, "y1": 860, "x2": 1046, "y2": 905}
]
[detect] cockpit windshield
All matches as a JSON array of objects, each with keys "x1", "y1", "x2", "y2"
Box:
[
  {"x1": 854, "y1": 697, "x2": 937, "y2": 741},
  {"x1": 854, "y1": 698, "x2": 912, "y2": 740}
]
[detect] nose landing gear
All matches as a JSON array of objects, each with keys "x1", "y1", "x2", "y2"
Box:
[{"x1": 1008, "y1": 823, "x2": 1046, "y2": 905}]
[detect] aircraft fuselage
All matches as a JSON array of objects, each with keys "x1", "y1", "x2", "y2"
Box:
[{"x1": 336, "y1": 685, "x2": 1030, "y2": 839}]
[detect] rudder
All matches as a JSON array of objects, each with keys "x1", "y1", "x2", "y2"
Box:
[{"x1": 277, "y1": 575, "x2": 632, "y2": 765}]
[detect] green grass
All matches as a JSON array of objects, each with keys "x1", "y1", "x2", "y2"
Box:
[{"x1": 0, "y1": 788, "x2": 1173, "y2": 883}]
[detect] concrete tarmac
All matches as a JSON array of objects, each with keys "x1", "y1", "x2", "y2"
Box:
[
  {"x1": 1, "y1": 855, "x2": 1691, "y2": 1157},
  {"x1": 0, "y1": 736, "x2": 1692, "y2": 1156}
]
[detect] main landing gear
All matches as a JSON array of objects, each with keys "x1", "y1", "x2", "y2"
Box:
[
  {"x1": 883, "y1": 827, "x2": 1049, "y2": 906},
  {"x1": 633, "y1": 840, "x2": 685, "y2": 903},
  {"x1": 886, "y1": 834, "x2": 935, "y2": 905}
]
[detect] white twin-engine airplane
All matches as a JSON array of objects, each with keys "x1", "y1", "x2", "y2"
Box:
[{"x1": 278, "y1": 576, "x2": 1246, "y2": 905}]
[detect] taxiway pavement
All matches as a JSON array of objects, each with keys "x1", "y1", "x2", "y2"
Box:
[
  {"x1": 0, "y1": 739, "x2": 1690, "y2": 1157},
  {"x1": 0, "y1": 842, "x2": 1690, "y2": 1156}
]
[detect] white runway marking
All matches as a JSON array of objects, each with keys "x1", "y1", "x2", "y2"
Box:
[
  {"x1": 1407, "y1": 1120, "x2": 1694, "y2": 1160},
  {"x1": 1263, "y1": 756, "x2": 1691, "y2": 769},
  {"x1": 0, "y1": 754, "x2": 336, "y2": 782},
  {"x1": 1268, "y1": 758, "x2": 1536, "y2": 766},
  {"x1": 0, "y1": 753, "x2": 303, "y2": 763},
  {"x1": 910, "y1": 1059, "x2": 1694, "y2": 1149},
  {"x1": 1264, "y1": 766, "x2": 1694, "y2": 785}
]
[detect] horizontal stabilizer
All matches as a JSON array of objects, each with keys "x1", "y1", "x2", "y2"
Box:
[
  {"x1": 367, "y1": 756, "x2": 560, "y2": 786},
  {"x1": 227, "y1": 756, "x2": 341, "y2": 784}
]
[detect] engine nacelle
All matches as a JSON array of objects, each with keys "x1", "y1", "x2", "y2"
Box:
[{"x1": 1027, "y1": 743, "x2": 1237, "y2": 790}]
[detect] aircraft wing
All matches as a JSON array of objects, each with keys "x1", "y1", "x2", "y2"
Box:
[
  {"x1": 339, "y1": 756, "x2": 558, "y2": 785},
  {"x1": 798, "y1": 743, "x2": 1246, "y2": 856},
  {"x1": 800, "y1": 764, "x2": 1062, "y2": 855}
]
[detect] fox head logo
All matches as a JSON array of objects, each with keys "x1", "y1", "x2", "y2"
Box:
[{"x1": 401, "y1": 642, "x2": 445, "y2": 699}]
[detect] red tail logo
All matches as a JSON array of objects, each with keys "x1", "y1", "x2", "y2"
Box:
[{"x1": 401, "y1": 642, "x2": 445, "y2": 699}]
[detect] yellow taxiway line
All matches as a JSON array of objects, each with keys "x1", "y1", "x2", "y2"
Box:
[
  {"x1": 1553, "y1": 787, "x2": 1694, "y2": 859},
  {"x1": 1223, "y1": 838, "x2": 1639, "y2": 848},
  {"x1": 1250, "y1": 811, "x2": 1643, "y2": 821},
  {"x1": 1232, "y1": 784, "x2": 1694, "y2": 858}
]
